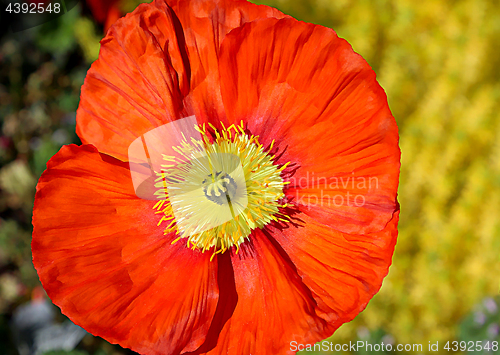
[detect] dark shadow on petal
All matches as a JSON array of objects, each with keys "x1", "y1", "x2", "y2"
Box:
[
  {"x1": 272, "y1": 144, "x2": 290, "y2": 163},
  {"x1": 186, "y1": 252, "x2": 238, "y2": 355},
  {"x1": 259, "y1": 227, "x2": 321, "y2": 306},
  {"x1": 167, "y1": 5, "x2": 192, "y2": 96},
  {"x1": 269, "y1": 195, "x2": 305, "y2": 230},
  {"x1": 232, "y1": 236, "x2": 257, "y2": 260}
]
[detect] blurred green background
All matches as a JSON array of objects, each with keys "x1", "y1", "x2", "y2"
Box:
[{"x1": 1, "y1": 0, "x2": 499, "y2": 354}]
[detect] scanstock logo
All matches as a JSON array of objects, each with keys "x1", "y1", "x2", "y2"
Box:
[{"x1": 2, "y1": 0, "x2": 80, "y2": 32}]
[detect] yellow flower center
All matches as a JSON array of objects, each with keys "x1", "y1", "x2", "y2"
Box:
[{"x1": 152, "y1": 122, "x2": 290, "y2": 259}]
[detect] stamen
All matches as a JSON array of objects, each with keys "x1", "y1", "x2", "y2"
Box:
[{"x1": 152, "y1": 122, "x2": 291, "y2": 258}]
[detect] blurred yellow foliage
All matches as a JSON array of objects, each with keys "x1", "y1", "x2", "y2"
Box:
[{"x1": 73, "y1": 17, "x2": 101, "y2": 64}]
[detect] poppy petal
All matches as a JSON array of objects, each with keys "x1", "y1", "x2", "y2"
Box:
[
  {"x1": 76, "y1": 1, "x2": 191, "y2": 162},
  {"x1": 103, "y1": 5, "x2": 122, "y2": 33},
  {"x1": 218, "y1": 18, "x2": 400, "y2": 234},
  {"x1": 86, "y1": 0, "x2": 119, "y2": 24},
  {"x1": 32, "y1": 145, "x2": 220, "y2": 355},
  {"x1": 196, "y1": 230, "x2": 335, "y2": 355},
  {"x1": 272, "y1": 209, "x2": 399, "y2": 330},
  {"x1": 165, "y1": 0, "x2": 288, "y2": 124},
  {"x1": 76, "y1": 0, "x2": 288, "y2": 161}
]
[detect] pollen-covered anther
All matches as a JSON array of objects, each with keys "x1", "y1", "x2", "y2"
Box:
[{"x1": 153, "y1": 122, "x2": 290, "y2": 259}]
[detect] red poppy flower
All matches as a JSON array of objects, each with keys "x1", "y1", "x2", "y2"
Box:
[{"x1": 32, "y1": 0, "x2": 400, "y2": 354}]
